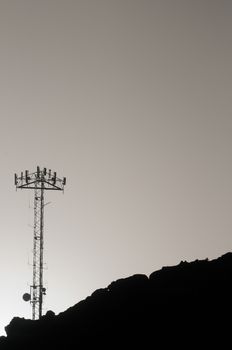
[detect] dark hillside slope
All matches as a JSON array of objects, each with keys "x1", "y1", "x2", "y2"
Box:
[{"x1": 1, "y1": 252, "x2": 232, "y2": 348}]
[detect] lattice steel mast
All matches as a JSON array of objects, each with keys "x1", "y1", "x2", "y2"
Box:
[{"x1": 15, "y1": 166, "x2": 66, "y2": 320}]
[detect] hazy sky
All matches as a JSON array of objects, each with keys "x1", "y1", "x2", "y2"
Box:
[{"x1": 0, "y1": 0, "x2": 231, "y2": 335}]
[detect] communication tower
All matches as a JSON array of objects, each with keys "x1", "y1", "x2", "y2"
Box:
[{"x1": 15, "y1": 166, "x2": 66, "y2": 320}]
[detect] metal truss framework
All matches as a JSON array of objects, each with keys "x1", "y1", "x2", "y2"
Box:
[{"x1": 15, "y1": 167, "x2": 66, "y2": 320}]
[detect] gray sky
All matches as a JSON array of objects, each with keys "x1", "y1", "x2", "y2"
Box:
[{"x1": 0, "y1": 0, "x2": 231, "y2": 335}]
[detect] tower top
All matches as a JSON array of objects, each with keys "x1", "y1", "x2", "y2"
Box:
[{"x1": 15, "y1": 166, "x2": 66, "y2": 191}]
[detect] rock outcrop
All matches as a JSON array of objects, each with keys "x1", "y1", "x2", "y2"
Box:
[{"x1": 1, "y1": 252, "x2": 232, "y2": 348}]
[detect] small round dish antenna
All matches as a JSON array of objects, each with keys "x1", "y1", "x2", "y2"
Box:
[{"x1": 22, "y1": 293, "x2": 31, "y2": 302}]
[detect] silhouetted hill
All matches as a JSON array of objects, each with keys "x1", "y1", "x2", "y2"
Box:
[{"x1": 1, "y1": 252, "x2": 232, "y2": 348}]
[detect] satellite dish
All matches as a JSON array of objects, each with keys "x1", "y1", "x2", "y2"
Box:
[{"x1": 22, "y1": 293, "x2": 31, "y2": 302}]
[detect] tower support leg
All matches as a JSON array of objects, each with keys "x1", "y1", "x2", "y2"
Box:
[{"x1": 32, "y1": 184, "x2": 44, "y2": 320}]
